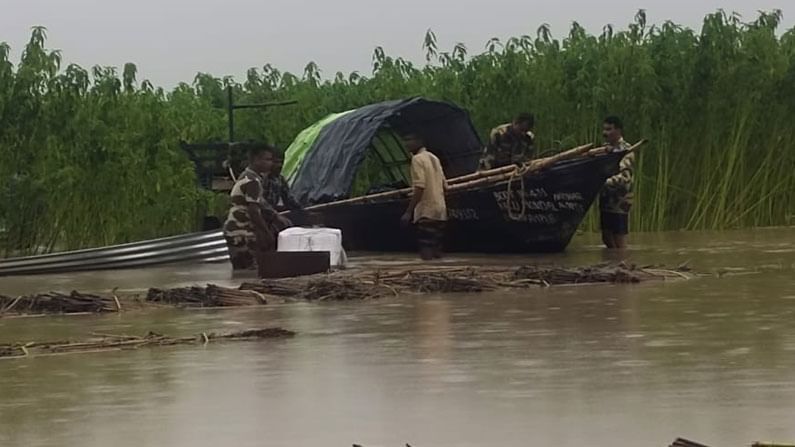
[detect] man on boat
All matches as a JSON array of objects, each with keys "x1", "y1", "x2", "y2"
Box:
[
  {"x1": 223, "y1": 144, "x2": 288, "y2": 270},
  {"x1": 481, "y1": 113, "x2": 537, "y2": 169},
  {"x1": 400, "y1": 133, "x2": 448, "y2": 260},
  {"x1": 599, "y1": 116, "x2": 635, "y2": 250},
  {"x1": 265, "y1": 151, "x2": 303, "y2": 230}
]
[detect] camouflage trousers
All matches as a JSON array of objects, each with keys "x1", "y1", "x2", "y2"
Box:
[{"x1": 224, "y1": 232, "x2": 276, "y2": 271}]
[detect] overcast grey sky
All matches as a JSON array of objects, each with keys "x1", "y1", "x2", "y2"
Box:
[{"x1": 2, "y1": 0, "x2": 792, "y2": 87}]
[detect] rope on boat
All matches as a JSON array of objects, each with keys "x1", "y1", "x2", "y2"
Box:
[
  {"x1": 502, "y1": 140, "x2": 648, "y2": 222},
  {"x1": 506, "y1": 164, "x2": 528, "y2": 221}
]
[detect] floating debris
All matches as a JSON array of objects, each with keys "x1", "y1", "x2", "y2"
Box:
[
  {"x1": 235, "y1": 262, "x2": 691, "y2": 302},
  {"x1": 0, "y1": 290, "x2": 121, "y2": 316},
  {"x1": 353, "y1": 443, "x2": 413, "y2": 447},
  {"x1": 670, "y1": 438, "x2": 711, "y2": 447},
  {"x1": 146, "y1": 284, "x2": 267, "y2": 307},
  {"x1": 512, "y1": 263, "x2": 658, "y2": 285},
  {"x1": 1, "y1": 263, "x2": 692, "y2": 316},
  {"x1": 0, "y1": 327, "x2": 295, "y2": 359}
]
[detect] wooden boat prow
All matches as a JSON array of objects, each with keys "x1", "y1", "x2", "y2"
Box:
[
  {"x1": 281, "y1": 97, "x2": 642, "y2": 253},
  {"x1": 289, "y1": 147, "x2": 635, "y2": 253}
]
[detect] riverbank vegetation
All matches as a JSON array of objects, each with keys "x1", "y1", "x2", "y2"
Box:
[{"x1": 1, "y1": 10, "x2": 794, "y2": 254}]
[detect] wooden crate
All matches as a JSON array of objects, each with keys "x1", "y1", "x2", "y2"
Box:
[{"x1": 258, "y1": 251, "x2": 331, "y2": 279}]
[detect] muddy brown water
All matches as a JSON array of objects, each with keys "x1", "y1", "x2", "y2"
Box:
[{"x1": 1, "y1": 228, "x2": 794, "y2": 447}]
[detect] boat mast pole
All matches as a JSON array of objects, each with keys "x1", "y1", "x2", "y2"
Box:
[
  {"x1": 227, "y1": 86, "x2": 235, "y2": 143},
  {"x1": 225, "y1": 85, "x2": 298, "y2": 145}
]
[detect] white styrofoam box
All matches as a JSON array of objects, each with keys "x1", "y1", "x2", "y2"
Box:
[{"x1": 277, "y1": 227, "x2": 347, "y2": 267}]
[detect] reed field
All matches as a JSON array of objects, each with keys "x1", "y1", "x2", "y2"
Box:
[{"x1": 1, "y1": 11, "x2": 794, "y2": 254}]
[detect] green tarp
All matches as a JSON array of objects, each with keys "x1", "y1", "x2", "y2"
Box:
[
  {"x1": 284, "y1": 98, "x2": 483, "y2": 204},
  {"x1": 284, "y1": 110, "x2": 410, "y2": 197},
  {"x1": 283, "y1": 111, "x2": 352, "y2": 183}
]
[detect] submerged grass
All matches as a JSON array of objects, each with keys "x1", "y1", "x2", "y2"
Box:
[{"x1": 1, "y1": 11, "x2": 794, "y2": 254}]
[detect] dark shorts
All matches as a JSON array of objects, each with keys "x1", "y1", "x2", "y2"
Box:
[
  {"x1": 225, "y1": 231, "x2": 278, "y2": 271},
  {"x1": 225, "y1": 236, "x2": 259, "y2": 270},
  {"x1": 600, "y1": 211, "x2": 629, "y2": 235},
  {"x1": 416, "y1": 219, "x2": 446, "y2": 251}
]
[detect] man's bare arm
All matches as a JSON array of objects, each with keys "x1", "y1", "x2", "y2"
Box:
[{"x1": 403, "y1": 186, "x2": 425, "y2": 222}]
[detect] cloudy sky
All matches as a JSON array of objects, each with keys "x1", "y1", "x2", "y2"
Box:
[{"x1": 2, "y1": 0, "x2": 792, "y2": 87}]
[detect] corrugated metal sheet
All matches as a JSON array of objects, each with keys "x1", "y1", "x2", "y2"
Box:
[{"x1": 0, "y1": 231, "x2": 229, "y2": 276}]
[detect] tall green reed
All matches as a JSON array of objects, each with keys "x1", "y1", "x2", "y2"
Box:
[{"x1": 1, "y1": 10, "x2": 794, "y2": 254}]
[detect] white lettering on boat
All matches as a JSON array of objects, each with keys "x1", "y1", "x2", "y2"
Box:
[
  {"x1": 553, "y1": 192, "x2": 583, "y2": 201},
  {"x1": 492, "y1": 187, "x2": 588, "y2": 222},
  {"x1": 525, "y1": 200, "x2": 558, "y2": 211},
  {"x1": 526, "y1": 188, "x2": 549, "y2": 198},
  {"x1": 448, "y1": 208, "x2": 479, "y2": 221},
  {"x1": 556, "y1": 201, "x2": 585, "y2": 212},
  {"x1": 512, "y1": 213, "x2": 559, "y2": 224}
]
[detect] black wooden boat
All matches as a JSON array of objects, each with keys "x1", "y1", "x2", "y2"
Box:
[
  {"x1": 289, "y1": 152, "x2": 621, "y2": 253},
  {"x1": 283, "y1": 98, "x2": 624, "y2": 253}
]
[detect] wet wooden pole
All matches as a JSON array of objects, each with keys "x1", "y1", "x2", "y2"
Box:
[{"x1": 300, "y1": 142, "x2": 607, "y2": 212}]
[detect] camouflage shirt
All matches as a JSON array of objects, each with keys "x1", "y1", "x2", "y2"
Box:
[
  {"x1": 223, "y1": 168, "x2": 277, "y2": 239},
  {"x1": 599, "y1": 139, "x2": 635, "y2": 214},
  {"x1": 481, "y1": 123, "x2": 536, "y2": 169},
  {"x1": 265, "y1": 174, "x2": 302, "y2": 211}
]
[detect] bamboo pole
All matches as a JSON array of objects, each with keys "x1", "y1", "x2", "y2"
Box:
[
  {"x1": 450, "y1": 141, "x2": 610, "y2": 197},
  {"x1": 0, "y1": 296, "x2": 22, "y2": 316},
  {"x1": 447, "y1": 169, "x2": 521, "y2": 193},
  {"x1": 529, "y1": 142, "x2": 603, "y2": 171},
  {"x1": 300, "y1": 142, "x2": 600, "y2": 212},
  {"x1": 446, "y1": 142, "x2": 594, "y2": 185}
]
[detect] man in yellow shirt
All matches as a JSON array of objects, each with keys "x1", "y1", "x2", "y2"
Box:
[{"x1": 400, "y1": 134, "x2": 448, "y2": 260}]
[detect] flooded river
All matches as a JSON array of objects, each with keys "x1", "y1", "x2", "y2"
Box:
[{"x1": 1, "y1": 228, "x2": 794, "y2": 447}]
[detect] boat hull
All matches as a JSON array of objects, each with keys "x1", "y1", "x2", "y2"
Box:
[{"x1": 291, "y1": 152, "x2": 622, "y2": 253}]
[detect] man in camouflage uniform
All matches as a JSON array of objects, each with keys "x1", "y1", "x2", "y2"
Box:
[
  {"x1": 223, "y1": 144, "x2": 287, "y2": 271},
  {"x1": 599, "y1": 116, "x2": 635, "y2": 249},
  {"x1": 481, "y1": 113, "x2": 537, "y2": 169}
]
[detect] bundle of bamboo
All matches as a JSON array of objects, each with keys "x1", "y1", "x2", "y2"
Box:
[
  {"x1": 514, "y1": 262, "x2": 656, "y2": 285},
  {"x1": 146, "y1": 285, "x2": 266, "y2": 307},
  {"x1": 0, "y1": 291, "x2": 121, "y2": 316},
  {"x1": 0, "y1": 327, "x2": 295, "y2": 359},
  {"x1": 235, "y1": 262, "x2": 689, "y2": 302},
  {"x1": 1, "y1": 262, "x2": 691, "y2": 316}
]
